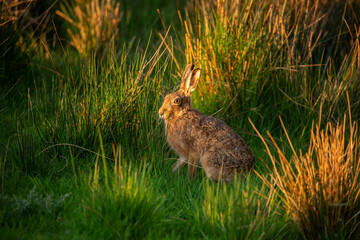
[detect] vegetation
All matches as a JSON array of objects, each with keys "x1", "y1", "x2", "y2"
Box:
[
  {"x1": 1, "y1": 0, "x2": 360, "y2": 239},
  {"x1": 251, "y1": 107, "x2": 360, "y2": 239}
]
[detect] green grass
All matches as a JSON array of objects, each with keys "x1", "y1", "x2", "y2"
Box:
[{"x1": 1, "y1": 0, "x2": 360, "y2": 239}]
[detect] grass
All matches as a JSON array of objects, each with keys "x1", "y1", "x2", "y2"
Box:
[
  {"x1": 1, "y1": 0, "x2": 360, "y2": 239},
  {"x1": 56, "y1": 0, "x2": 122, "y2": 59},
  {"x1": 251, "y1": 106, "x2": 360, "y2": 239},
  {"x1": 180, "y1": 0, "x2": 360, "y2": 121}
]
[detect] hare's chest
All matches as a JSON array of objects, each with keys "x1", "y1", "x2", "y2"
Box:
[{"x1": 167, "y1": 119, "x2": 195, "y2": 155}]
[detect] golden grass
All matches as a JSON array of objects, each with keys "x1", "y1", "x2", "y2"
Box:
[
  {"x1": 1, "y1": 0, "x2": 33, "y2": 24},
  {"x1": 1, "y1": 0, "x2": 53, "y2": 51},
  {"x1": 56, "y1": 0, "x2": 122, "y2": 58},
  {"x1": 250, "y1": 101, "x2": 360, "y2": 239},
  {"x1": 182, "y1": 0, "x2": 360, "y2": 101}
]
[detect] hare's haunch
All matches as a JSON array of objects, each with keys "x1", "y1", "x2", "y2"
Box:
[{"x1": 158, "y1": 63, "x2": 255, "y2": 182}]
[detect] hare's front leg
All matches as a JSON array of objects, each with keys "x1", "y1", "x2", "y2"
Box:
[{"x1": 172, "y1": 156, "x2": 187, "y2": 173}]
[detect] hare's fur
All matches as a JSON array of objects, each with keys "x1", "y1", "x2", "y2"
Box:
[{"x1": 158, "y1": 63, "x2": 255, "y2": 182}]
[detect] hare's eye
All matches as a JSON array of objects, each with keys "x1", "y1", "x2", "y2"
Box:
[{"x1": 173, "y1": 98, "x2": 181, "y2": 105}]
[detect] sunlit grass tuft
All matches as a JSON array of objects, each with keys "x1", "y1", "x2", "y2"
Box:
[
  {"x1": 178, "y1": 0, "x2": 360, "y2": 120},
  {"x1": 56, "y1": 0, "x2": 122, "y2": 58},
  {"x1": 251, "y1": 104, "x2": 360, "y2": 239}
]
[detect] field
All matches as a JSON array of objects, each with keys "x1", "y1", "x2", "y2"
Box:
[{"x1": 1, "y1": 0, "x2": 360, "y2": 239}]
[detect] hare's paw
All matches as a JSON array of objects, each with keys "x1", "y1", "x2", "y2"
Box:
[{"x1": 172, "y1": 156, "x2": 187, "y2": 173}]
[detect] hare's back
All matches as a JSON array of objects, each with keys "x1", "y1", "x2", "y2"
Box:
[{"x1": 193, "y1": 113, "x2": 254, "y2": 168}]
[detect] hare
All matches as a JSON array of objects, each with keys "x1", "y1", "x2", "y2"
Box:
[{"x1": 158, "y1": 63, "x2": 255, "y2": 182}]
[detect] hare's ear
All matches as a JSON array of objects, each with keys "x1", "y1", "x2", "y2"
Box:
[
  {"x1": 183, "y1": 68, "x2": 201, "y2": 96},
  {"x1": 180, "y1": 63, "x2": 194, "y2": 90},
  {"x1": 182, "y1": 63, "x2": 195, "y2": 80}
]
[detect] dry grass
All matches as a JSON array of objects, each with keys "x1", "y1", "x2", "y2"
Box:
[
  {"x1": 183, "y1": 0, "x2": 325, "y2": 94},
  {"x1": 56, "y1": 0, "x2": 122, "y2": 58},
  {"x1": 250, "y1": 101, "x2": 360, "y2": 239},
  {"x1": 1, "y1": 0, "x2": 32, "y2": 24},
  {"x1": 181, "y1": 0, "x2": 360, "y2": 115},
  {"x1": 1, "y1": 0, "x2": 55, "y2": 49}
]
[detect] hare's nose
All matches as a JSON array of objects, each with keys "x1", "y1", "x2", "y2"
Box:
[{"x1": 158, "y1": 109, "x2": 164, "y2": 119}]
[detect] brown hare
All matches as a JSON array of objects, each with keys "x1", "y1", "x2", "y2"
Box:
[{"x1": 158, "y1": 63, "x2": 255, "y2": 182}]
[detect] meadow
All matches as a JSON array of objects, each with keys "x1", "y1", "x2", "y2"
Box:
[{"x1": 1, "y1": 0, "x2": 360, "y2": 239}]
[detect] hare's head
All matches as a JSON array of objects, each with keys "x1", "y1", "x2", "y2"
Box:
[{"x1": 158, "y1": 63, "x2": 201, "y2": 121}]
